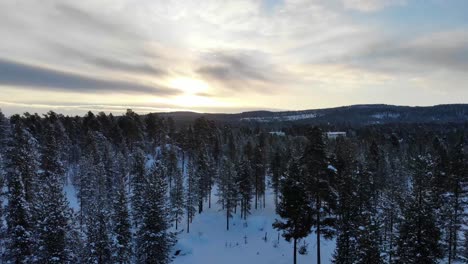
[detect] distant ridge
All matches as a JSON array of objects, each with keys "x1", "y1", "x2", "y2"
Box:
[{"x1": 159, "y1": 104, "x2": 468, "y2": 125}]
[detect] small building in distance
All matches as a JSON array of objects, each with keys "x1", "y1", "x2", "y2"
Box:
[
  {"x1": 326, "y1": 131, "x2": 346, "y2": 139},
  {"x1": 269, "y1": 131, "x2": 286, "y2": 136}
]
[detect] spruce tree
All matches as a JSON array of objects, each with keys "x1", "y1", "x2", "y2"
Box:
[
  {"x1": 34, "y1": 126, "x2": 72, "y2": 263},
  {"x1": 333, "y1": 138, "x2": 359, "y2": 264},
  {"x1": 270, "y1": 148, "x2": 283, "y2": 208},
  {"x1": 136, "y1": 163, "x2": 174, "y2": 264},
  {"x1": 170, "y1": 161, "x2": 184, "y2": 230},
  {"x1": 446, "y1": 137, "x2": 466, "y2": 263},
  {"x1": 301, "y1": 127, "x2": 337, "y2": 264},
  {"x1": 217, "y1": 157, "x2": 238, "y2": 231},
  {"x1": 112, "y1": 177, "x2": 132, "y2": 264},
  {"x1": 273, "y1": 158, "x2": 313, "y2": 264},
  {"x1": 185, "y1": 157, "x2": 198, "y2": 233},
  {"x1": 4, "y1": 171, "x2": 34, "y2": 263},
  {"x1": 396, "y1": 154, "x2": 442, "y2": 264},
  {"x1": 4, "y1": 120, "x2": 38, "y2": 263},
  {"x1": 237, "y1": 158, "x2": 253, "y2": 220},
  {"x1": 131, "y1": 149, "x2": 147, "y2": 229}
]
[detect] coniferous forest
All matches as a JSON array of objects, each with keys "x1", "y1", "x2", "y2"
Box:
[{"x1": 0, "y1": 109, "x2": 466, "y2": 264}]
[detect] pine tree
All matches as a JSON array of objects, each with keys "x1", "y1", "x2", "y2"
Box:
[
  {"x1": 185, "y1": 157, "x2": 198, "y2": 233},
  {"x1": 333, "y1": 138, "x2": 359, "y2": 264},
  {"x1": 237, "y1": 158, "x2": 253, "y2": 220},
  {"x1": 131, "y1": 149, "x2": 147, "y2": 229},
  {"x1": 217, "y1": 157, "x2": 238, "y2": 231},
  {"x1": 78, "y1": 133, "x2": 112, "y2": 264},
  {"x1": 301, "y1": 127, "x2": 337, "y2": 264},
  {"x1": 270, "y1": 148, "x2": 283, "y2": 208},
  {"x1": 112, "y1": 177, "x2": 132, "y2": 264},
  {"x1": 4, "y1": 120, "x2": 38, "y2": 263},
  {"x1": 462, "y1": 230, "x2": 468, "y2": 263},
  {"x1": 273, "y1": 158, "x2": 313, "y2": 264},
  {"x1": 6, "y1": 118, "x2": 39, "y2": 203},
  {"x1": 85, "y1": 208, "x2": 112, "y2": 264},
  {"x1": 195, "y1": 149, "x2": 210, "y2": 214},
  {"x1": 0, "y1": 111, "x2": 7, "y2": 258},
  {"x1": 396, "y1": 154, "x2": 442, "y2": 264},
  {"x1": 4, "y1": 171, "x2": 34, "y2": 263},
  {"x1": 253, "y1": 144, "x2": 265, "y2": 209},
  {"x1": 169, "y1": 160, "x2": 184, "y2": 230},
  {"x1": 355, "y1": 164, "x2": 382, "y2": 264},
  {"x1": 446, "y1": 137, "x2": 466, "y2": 263},
  {"x1": 34, "y1": 126, "x2": 72, "y2": 263},
  {"x1": 135, "y1": 163, "x2": 174, "y2": 264}
]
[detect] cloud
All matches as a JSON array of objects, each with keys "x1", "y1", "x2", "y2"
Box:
[
  {"x1": 0, "y1": 58, "x2": 177, "y2": 95},
  {"x1": 338, "y1": 30, "x2": 468, "y2": 74},
  {"x1": 342, "y1": 0, "x2": 406, "y2": 12},
  {"x1": 54, "y1": 3, "x2": 141, "y2": 39},
  {"x1": 51, "y1": 43, "x2": 167, "y2": 76},
  {"x1": 0, "y1": 0, "x2": 466, "y2": 114},
  {"x1": 196, "y1": 50, "x2": 284, "y2": 93},
  {"x1": 197, "y1": 52, "x2": 268, "y2": 82}
]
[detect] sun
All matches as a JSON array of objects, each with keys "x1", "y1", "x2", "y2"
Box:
[{"x1": 168, "y1": 77, "x2": 209, "y2": 94}]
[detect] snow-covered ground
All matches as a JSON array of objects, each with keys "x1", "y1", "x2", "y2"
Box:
[
  {"x1": 63, "y1": 158, "x2": 336, "y2": 264},
  {"x1": 172, "y1": 189, "x2": 335, "y2": 264}
]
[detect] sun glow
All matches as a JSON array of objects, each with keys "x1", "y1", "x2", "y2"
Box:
[
  {"x1": 168, "y1": 77, "x2": 209, "y2": 94},
  {"x1": 162, "y1": 76, "x2": 232, "y2": 108}
]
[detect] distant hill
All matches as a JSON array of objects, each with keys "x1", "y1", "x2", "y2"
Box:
[{"x1": 160, "y1": 104, "x2": 468, "y2": 126}]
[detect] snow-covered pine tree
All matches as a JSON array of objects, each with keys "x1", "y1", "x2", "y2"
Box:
[
  {"x1": 7, "y1": 116, "x2": 40, "y2": 203},
  {"x1": 131, "y1": 149, "x2": 147, "y2": 229},
  {"x1": 136, "y1": 162, "x2": 174, "y2": 264},
  {"x1": 355, "y1": 160, "x2": 383, "y2": 264},
  {"x1": 195, "y1": 148, "x2": 210, "y2": 214},
  {"x1": 85, "y1": 208, "x2": 112, "y2": 264},
  {"x1": 185, "y1": 157, "x2": 198, "y2": 233},
  {"x1": 0, "y1": 152, "x2": 4, "y2": 258},
  {"x1": 4, "y1": 169, "x2": 34, "y2": 263},
  {"x1": 0, "y1": 110, "x2": 8, "y2": 258},
  {"x1": 396, "y1": 154, "x2": 442, "y2": 264},
  {"x1": 333, "y1": 138, "x2": 359, "y2": 264},
  {"x1": 164, "y1": 145, "x2": 179, "y2": 192},
  {"x1": 445, "y1": 136, "x2": 467, "y2": 263},
  {"x1": 380, "y1": 138, "x2": 406, "y2": 264},
  {"x1": 253, "y1": 144, "x2": 265, "y2": 210},
  {"x1": 34, "y1": 125, "x2": 73, "y2": 263},
  {"x1": 237, "y1": 157, "x2": 253, "y2": 220},
  {"x1": 462, "y1": 230, "x2": 468, "y2": 263},
  {"x1": 112, "y1": 176, "x2": 132, "y2": 264},
  {"x1": 273, "y1": 158, "x2": 313, "y2": 264},
  {"x1": 78, "y1": 132, "x2": 113, "y2": 264},
  {"x1": 3, "y1": 119, "x2": 39, "y2": 263},
  {"x1": 217, "y1": 157, "x2": 238, "y2": 231},
  {"x1": 270, "y1": 148, "x2": 283, "y2": 208},
  {"x1": 301, "y1": 127, "x2": 337, "y2": 264},
  {"x1": 169, "y1": 155, "x2": 184, "y2": 230}
]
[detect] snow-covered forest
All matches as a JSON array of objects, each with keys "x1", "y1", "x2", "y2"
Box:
[{"x1": 0, "y1": 109, "x2": 466, "y2": 264}]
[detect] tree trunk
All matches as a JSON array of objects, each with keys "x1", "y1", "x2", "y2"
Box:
[
  {"x1": 255, "y1": 174, "x2": 258, "y2": 209},
  {"x1": 293, "y1": 238, "x2": 297, "y2": 264},
  {"x1": 198, "y1": 198, "x2": 203, "y2": 214},
  {"x1": 317, "y1": 198, "x2": 321, "y2": 264},
  {"x1": 187, "y1": 207, "x2": 190, "y2": 233},
  {"x1": 208, "y1": 185, "x2": 212, "y2": 209},
  {"x1": 226, "y1": 205, "x2": 230, "y2": 231}
]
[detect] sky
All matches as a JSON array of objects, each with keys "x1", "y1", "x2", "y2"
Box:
[{"x1": 0, "y1": 0, "x2": 467, "y2": 115}]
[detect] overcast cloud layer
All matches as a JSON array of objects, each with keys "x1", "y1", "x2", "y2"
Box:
[{"x1": 0, "y1": 0, "x2": 467, "y2": 115}]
